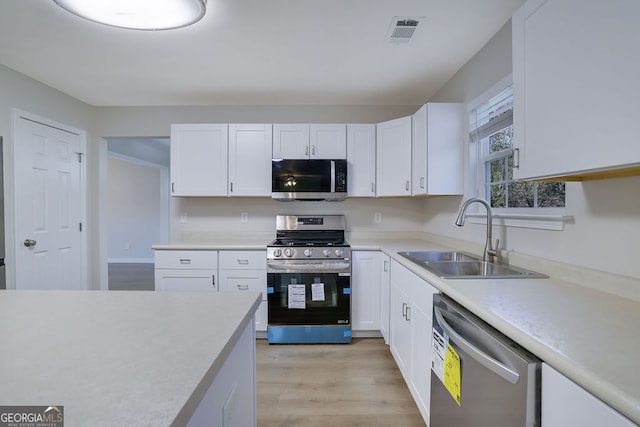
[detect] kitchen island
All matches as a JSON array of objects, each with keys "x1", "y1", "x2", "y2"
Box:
[{"x1": 0, "y1": 290, "x2": 261, "y2": 427}]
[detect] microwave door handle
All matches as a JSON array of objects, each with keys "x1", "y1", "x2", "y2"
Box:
[
  {"x1": 331, "y1": 160, "x2": 336, "y2": 193},
  {"x1": 434, "y1": 306, "x2": 520, "y2": 384}
]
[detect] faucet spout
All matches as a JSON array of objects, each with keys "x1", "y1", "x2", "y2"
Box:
[{"x1": 455, "y1": 198, "x2": 498, "y2": 262}]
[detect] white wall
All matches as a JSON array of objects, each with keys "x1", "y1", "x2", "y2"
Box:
[
  {"x1": 107, "y1": 156, "x2": 166, "y2": 262},
  {"x1": 425, "y1": 21, "x2": 640, "y2": 280}
]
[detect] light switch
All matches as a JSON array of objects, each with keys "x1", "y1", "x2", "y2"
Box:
[
  {"x1": 374, "y1": 212, "x2": 382, "y2": 224},
  {"x1": 240, "y1": 212, "x2": 249, "y2": 223},
  {"x1": 180, "y1": 213, "x2": 188, "y2": 224}
]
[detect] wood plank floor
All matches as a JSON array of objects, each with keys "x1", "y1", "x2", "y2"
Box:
[
  {"x1": 108, "y1": 263, "x2": 155, "y2": 291},
  {"x1": 256, "y1": 338, "x2": 426, "y2": 427}
]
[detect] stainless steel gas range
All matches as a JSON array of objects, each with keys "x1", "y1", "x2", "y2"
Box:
[{"x1": 266, "y1": 215, "x2": 351, "y2": 344}]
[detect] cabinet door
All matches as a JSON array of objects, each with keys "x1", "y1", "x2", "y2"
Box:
[
  {"x1": 380, "y1": 254, "x2": 391, "y2": 344},
  {"x1": 351, "y1": 251, "x2": 382, "y2": 332},
  {"x1": 170, "y1": 124, "x2": 228, "y2": 196},
  {"x1": 347, "y1": 124, "x2": 376, "y2": 197},
  {"x1": 228, "y1": 124, "x2": 272, "y2": 196},
  {"x1": 310, "y1": 124, "x2": 346, "y2": 159},
  {"x1": 272, "y1": 124, "x2": 310, "y2": 159},
  {"x1": 412, "y1": 103, "x2": 464, "y2": 196},
  {"x1": 542, "y1": 364, "x2": 636, "y2": 427},
  {"x1": 154, "y1": 269, "x2": 217, "y2": 292},
  {"x1": 376, "y1": 116, "x2": 412, "y2": 196},
  {"x1": 512, "y1": 0, "x2": 640, "y2": 180},
  {"x1": 389, "y1": 259, "x2": 412, "y2": 381}
]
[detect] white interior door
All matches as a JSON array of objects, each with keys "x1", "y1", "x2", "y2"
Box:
[{"x1": 14, "y1": 115, "x2": 84, "y2": 290}]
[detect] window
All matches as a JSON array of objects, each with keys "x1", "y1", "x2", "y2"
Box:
[{"x1": 469, "y1": 84, "x2": 565, "y2": 210}]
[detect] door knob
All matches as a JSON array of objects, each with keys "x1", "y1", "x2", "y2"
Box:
[{"x1": 23, "y1": 239, "x2": 37, "y2": 247}]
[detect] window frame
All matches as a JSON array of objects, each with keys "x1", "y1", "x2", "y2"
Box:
[{"x1": 466, "y1": 75, "x2": 571, "y2": 231}]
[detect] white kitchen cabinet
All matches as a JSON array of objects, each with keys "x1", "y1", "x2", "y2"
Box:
[
  {"x1": 273, "y1": 124, "x2": 310, "y2": 159},
  {"x1": 170, "y1": 124, "x2": 228, "y2": 196},
  {"x1": 376, "y1": 116, "x2": 412, "y2": 196},
  {"x1": 411, "y1": 103, "x2": 465, "y2": 196},
  {"x1": 512, "y1": 0, "x2": 640, "y2": 181},
  {"x1": 346, "y1": 124, "x2": 376, "y2": 197},
  {"x1": 380, "y1": 254, "x2": 391, "y2": 344},
  {"x1": 542, "y1": 364, "x2": 635, "y2": 427},
  {"x1": 154, "y1": 250, "x2": 218, "y2": 292},
  {"x1": 351, "y1": 251, "x2": 382, "y2": 333},
  {"x1": 273, "y1": 124, "x2": 346, "y2": 159},
  {"x1": 219, "y1": 251, "x2": 268, "y2": 332},
  {"x1": 228, "y1": 124, "x2": 272, "y2": 196},
  {"x1": 389, "y1": 259, "x2": 438, "y2": 424},
  {"x1": 187, "y1": 320, "x2": 256, "y2": 427},
  {"x1": 310, "y1": 124, "x2": 346, "y2": 159}
]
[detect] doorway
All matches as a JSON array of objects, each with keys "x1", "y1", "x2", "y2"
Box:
[{"x1": 106, "y1": 137, "x2": 169, "y2": 291}]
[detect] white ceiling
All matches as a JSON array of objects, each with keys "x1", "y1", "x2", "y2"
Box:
[{"x1": 0, "y1": 0, "x2": 524, "y2": 107}]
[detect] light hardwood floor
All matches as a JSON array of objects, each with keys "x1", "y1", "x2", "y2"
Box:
[{"x1": 256, "y1": 338, "x2": 426, "y2": 427}]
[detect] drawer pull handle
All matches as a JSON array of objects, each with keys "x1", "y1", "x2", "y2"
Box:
[
  {"x1": 179, "y1": 259, "x2": 191, "y2": 264},
  {"x1": 237, "y1": 284, "x2": 249, "y2": 291},
  {"x1": 237, "y1": 259, "x2": 249, "y2": 265}
]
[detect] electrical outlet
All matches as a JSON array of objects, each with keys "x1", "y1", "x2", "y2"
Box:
[
  {"x1": 124, "y1": 241, "x2": 130, "y2": 250},
  {"x1": 240, "y1": 212, "x2": 249, "y2": 223},
  {"x1": 374, "y1": 212, "x2": 382, "y2": 224},
  {"x1": 179, "y1": 213, "x2": 188, "y2": 224}
]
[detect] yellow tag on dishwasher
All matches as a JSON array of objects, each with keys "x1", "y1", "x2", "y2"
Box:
[{"x1": 444, "y1": 343, "x2": 461, "y2": 406}]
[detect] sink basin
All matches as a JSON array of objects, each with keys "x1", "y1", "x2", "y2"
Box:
[
  {"x1": 423, "y1": 261, "x2": 547, "y2": 279},
  {"x1": 398, "y1": 251, "x2": 479, "y2": 263},
  {"x1": 397, "y1": 251, "x2": 547, "y2": 279}
]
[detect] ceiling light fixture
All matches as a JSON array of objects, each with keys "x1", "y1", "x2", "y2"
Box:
[{"x1": 53, "y1": 0, "x2": 207, "y2": 31}]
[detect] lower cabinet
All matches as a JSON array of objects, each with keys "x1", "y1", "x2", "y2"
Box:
[
  {"x1": 218, "y1": 251, "x2": 268, "y2": 332},
  {"x1": 389, "y1": 259, "x2": 438, "y2": 424},
  {"x1": 187, "y1": 319, "x2": 256, "y2": 427},
  {"x1": 154, "y1": 250, "x2": 218, "y2": 292},
  {"x1": 542, "y1": 364, "x2": 636, "y2": 427},
  {"x1": 154, "y1": 249, "x2": 268, "y2": 332}
]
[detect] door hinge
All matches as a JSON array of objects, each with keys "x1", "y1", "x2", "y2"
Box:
[
  {"x1": 76, "y1": 152, "x2": 84, "y2": 163},
  {"x1": 79, "y1": 222, "x2": 83, "y2": 232}
]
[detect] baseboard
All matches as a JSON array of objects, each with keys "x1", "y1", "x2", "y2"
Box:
[{"x1": 108, "y1": 258, "x2": 154, "y2": 264}]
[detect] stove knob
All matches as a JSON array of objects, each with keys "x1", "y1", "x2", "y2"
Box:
[
  {"x1": 304, "y1": 248, "x2": 313, "y2": 257},
  {"x1": 334, "y1": 249, "x2": 344, "y2": 257},
  {"x1": 322, "y1": 249, "x2": 332, "y2": 257},
  {"x1": 284, "y1": 248, "x2": 294, "y2": 257},
  {"x1": 273, "y1": 249, "x2": 282, "y2": 257}
]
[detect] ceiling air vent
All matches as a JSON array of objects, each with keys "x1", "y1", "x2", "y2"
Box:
[{"x1": 387, "y1": 17, "x2": 422, "y2": 43}]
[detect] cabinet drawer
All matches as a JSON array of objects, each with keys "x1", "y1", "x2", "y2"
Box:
[
  {"x1": 154, "y1": 250, "x2": 218, "y2": 270},
  {"x1": 219, "y1": 271, "x2": 267, "y2": 300},
  {"x1": 218, "y1": 251, "x2": 266, "y2": 270}
]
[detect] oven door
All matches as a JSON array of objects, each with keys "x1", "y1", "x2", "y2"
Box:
[{"x1": 267, "y1": 263, "x2": 351, "y2": 326}]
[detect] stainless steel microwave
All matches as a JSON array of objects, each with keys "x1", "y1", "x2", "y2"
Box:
[{"x1": 272, "y1": 159, "x2": 347, "y2": 201}]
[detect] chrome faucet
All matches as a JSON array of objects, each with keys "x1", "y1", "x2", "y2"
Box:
[{"x1": 455, "y1": 198, "x2": 499, "y2": 263}]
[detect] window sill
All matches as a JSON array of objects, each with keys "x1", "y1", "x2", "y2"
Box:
[{"x1": 466, "y1": 212, "x2": 573, "y2": 231}]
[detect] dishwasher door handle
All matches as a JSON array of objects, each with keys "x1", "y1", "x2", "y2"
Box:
[{"x1": 434, "y1": 306, "x2": 520, "y2": 384}]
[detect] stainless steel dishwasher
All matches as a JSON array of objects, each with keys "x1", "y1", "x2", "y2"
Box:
[{"x1": 430, "y1": 294, "x2": 541, "y2": 427}]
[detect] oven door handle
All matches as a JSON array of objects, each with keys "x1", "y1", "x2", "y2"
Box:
[{"x1": 267, "y1": 260, "x2": 351, "y2": 273}]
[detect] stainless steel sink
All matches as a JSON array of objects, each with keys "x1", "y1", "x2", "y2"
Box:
[
  {"x1": 398, "y1": 251, "x2": 547, "y2": 279},
  {"x1": 398, "y1": 251, "x2": 479, "y2": 263}
]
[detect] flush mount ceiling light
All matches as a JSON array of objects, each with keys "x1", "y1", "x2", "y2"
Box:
[{"x1": 53, "y1": 0, "x2": 207, "y2": 31}]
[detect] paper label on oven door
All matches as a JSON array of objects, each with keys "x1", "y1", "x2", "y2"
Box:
[
  {"x1": 288, "y1": 284, "x2": 306, "y2": 309},
  {"x1": 311, "y1": 282, "x2": 325, "y2": 301},
  {"x1": 432, "y1": 328, "x2": 462, "y2": 406}
]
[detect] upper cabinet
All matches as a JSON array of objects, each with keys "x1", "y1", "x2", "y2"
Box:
[
  {"x1": 411, "y1": 103, "x2": 465, "y2": 196},
  {"x1": 346, "y1": 124, "x2": 376, "y2": 197},
  {"x1": 376, "y1": 116, "x2": 412, "y2": 196},
  {"x1": 512, "y1": 0, "x2": 640, "y2": 181},
  {"x1": 228, "y1": 124, "x2": 272, "y2": 196},
  {"x1": 170, "y1": 124, "x2": 228, "y2": 196},
  {"x1": 273, "y1": 124, "x2": 346, "y2": 159}
]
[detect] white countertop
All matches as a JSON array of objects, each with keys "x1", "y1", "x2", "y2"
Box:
[
  {"x1": 0, "y1": 290, "x2": 261, "y2": 427},
  {"x1": 154, "y1": 235, "x2": 640, "y2": 424}
]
